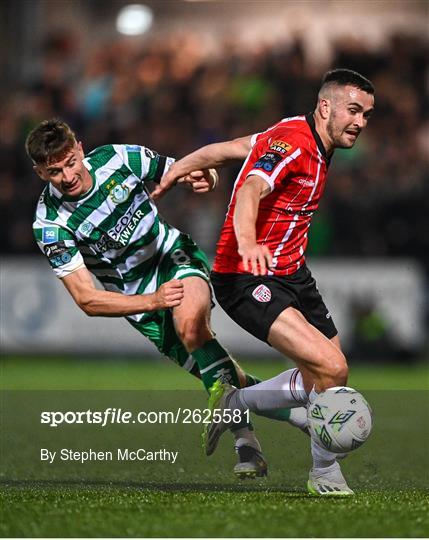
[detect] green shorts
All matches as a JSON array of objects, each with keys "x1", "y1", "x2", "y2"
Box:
[{"x1": 127, "y1": 233, "x2": 210, "y2": 371}]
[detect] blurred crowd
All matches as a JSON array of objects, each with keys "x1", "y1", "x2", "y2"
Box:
[{"x1": 1, "y1": 31, "x2": 428, "y2": 271}]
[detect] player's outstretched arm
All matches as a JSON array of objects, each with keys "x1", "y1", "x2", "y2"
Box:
[
  {"x1": 62, "y1": 267, "x2": 184, "y2": 316},
  {"x1": 152, "y1": 135, "x2": 252, "y2": 199},
  {"x1": 234, "y1": 175, "x2": 273, "y2": 276}
]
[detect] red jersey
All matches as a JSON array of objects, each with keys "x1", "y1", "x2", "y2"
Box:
[{"x1": 213, "y1": 113, "x2": 331, "y2": 276}]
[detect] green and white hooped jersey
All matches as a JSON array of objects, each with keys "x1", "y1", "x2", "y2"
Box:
[{"x1": 33, "y1": 144, "x2": 206, "y2": 323}]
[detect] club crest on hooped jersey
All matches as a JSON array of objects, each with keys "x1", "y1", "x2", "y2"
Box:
[
  {"x1": 78, "y1": 221, "x2": 95, "y2": 236},
  {"x1": 252, "y1": 284, "x2": 272, "y2": 303},
  {"x1": 109, "y1": 183, "x2": 130, "y2": 204},
  {"x1": 269, "y1": 140, "x2": 292, "y2": 154}
]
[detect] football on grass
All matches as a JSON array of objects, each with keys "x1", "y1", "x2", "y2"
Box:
[{"x1": 307, "y1": 386, "x2": 373, "y2": 453}]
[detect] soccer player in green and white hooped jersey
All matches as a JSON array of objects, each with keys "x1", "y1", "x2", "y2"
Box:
[{"x1": 27, "y1": 119, "x2": 301, "y2": 478}]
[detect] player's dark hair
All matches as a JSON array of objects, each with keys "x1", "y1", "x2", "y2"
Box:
[
  {"x1": 321, "y1": 68, "x2": 374, "y2": 95},
  {"x1": 25, "y1": 119, "x2": 77, "y2": 165}
]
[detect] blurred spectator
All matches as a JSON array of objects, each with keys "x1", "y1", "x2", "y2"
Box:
[
  {"x1": 348, "y1": 297, "x2": 415, "y2": 361},
  {"x1": 1, "y1": 29, "x2": 428, "y2": 275}
]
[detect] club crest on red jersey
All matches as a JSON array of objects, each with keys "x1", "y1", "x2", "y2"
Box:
[
  {"x1": 252, "y1": 284, "x2": 272, "y2": 302},
  {"x1": 269, "y1": 140, "x2": 292, "y2": 154}
]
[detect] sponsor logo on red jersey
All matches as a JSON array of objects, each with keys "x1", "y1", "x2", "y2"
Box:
[
  {"x1": 269, "y1": 140, "x2": 292, "y2": 154},
  {"x1": 297, "y1": 178, "x2": 316, "y2": 187}
]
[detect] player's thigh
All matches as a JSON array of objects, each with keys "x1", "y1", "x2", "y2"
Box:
[
  {"x1": 174, "y1": 275, "x2": 211, "y2": 317},
  {"x1": 172, "y1": 275, "x2": 213, "y2": 336},
  {"x1": 162, "y1": 233, "x2": 212, "y2": 328},
  {"x1": 295, "y1": 266, "x2": 338, "y2": 342},
  {"x1": 268, "y1": 306, "x2": 346, "y2": 380}
]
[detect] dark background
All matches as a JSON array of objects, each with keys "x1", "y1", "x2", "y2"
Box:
[{"x1": 1, "y1": 0, "x2": 428, "y2": 358}]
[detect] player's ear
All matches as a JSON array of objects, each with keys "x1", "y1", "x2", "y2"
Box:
[
  {"x1": 33, "y1": 164, "x2": 48, "y2": 181},
  {"x1": 77, "y1": 141, "x2": 84, "y2": 158},
  {"x1": 319, "y1": 98, "x2": 330, "y2": 120}
]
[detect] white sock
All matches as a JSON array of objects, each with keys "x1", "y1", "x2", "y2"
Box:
[
  {"x1": 311, "y1": 437, "x2": 337, "y2": 469},
  {"x1": 312, "y1": 461, "x2": 342, "y2": 478},
  {"x1": 231, "y1": 368, "x2": 308, "y2": 412},
  {"x1": 308, "y1": 386, "x2": 318, "y2": 404},
  {"x1": 288, "y1": 407, "x2": 308, "y2": 431},
  {"x1": 232, "y1": 427, "x2": 261, "y2": 452}
]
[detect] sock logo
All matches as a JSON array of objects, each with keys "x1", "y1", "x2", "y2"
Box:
[
  {"x1": 252, "y1": 284, "x2": 272, "y2": 303},
  {"x1": 214, "y1": 367, "x2": 233, "y2": 384}
]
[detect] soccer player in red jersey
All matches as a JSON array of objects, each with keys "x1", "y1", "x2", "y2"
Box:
[{"x1": 154, "y1": 69, "x2": 375, "y2": 495}]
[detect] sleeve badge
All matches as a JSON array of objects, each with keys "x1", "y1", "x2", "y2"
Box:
[{"x1": 269, "y1": 140, "x2": 292, "y2": 154}]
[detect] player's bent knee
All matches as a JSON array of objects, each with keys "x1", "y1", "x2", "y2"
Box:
[
  {"x1": 332, "y1": 363, "x2": 349, "y2": 386},
  {"x1": 325, "y1": 352, "x2": 348, "y2": 386},
  {"x1": 175, "y1": 318, "x2": 212, "y2": 351}
]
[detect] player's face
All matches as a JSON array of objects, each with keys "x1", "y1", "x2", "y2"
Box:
[
  {"x1": 327, "y1": 86, "x2": 374, "y2": 149},
  {"x1": 35, "y1": 142, "x2": 92, "y2": 197}
]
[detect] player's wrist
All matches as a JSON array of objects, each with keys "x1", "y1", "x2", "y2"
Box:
[
  {"x1": 238, "y1": 237, "x2": 257, "y2": 252},
  {"x1": 168, "y1": 162, "x2": 186, "y2": 182},
  {"x1": 143, "y1": 292, "x2": 161, "y2": 312}
]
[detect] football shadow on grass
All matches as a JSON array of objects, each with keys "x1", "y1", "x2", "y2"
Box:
[{"x1": 0, "y1": 478, "x2": 309, "y2": 496}]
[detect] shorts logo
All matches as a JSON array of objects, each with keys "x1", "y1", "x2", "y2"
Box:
[
  {"x1": 252, "y1": 284, "x2": 272, "y2": 303},
  {"x1": 43, "y1": 227, "x2": 59, "y2": 244},
  {"x1": 110, "y1": 184, "x2": 130, "y2": 204}
]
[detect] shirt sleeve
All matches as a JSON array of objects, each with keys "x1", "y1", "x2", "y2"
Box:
[
  {"x1": 246, "y1": 133, "x2": 302, "y2": 192},
  {"x1": 115, "y1": 144, "x2": 175, "y2": 183},
  {"x1": 33, "y1": 221, "x2": 85, "y2": 279}
]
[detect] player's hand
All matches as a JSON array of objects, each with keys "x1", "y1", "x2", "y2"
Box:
[
  {"x1": 177, "y1": 169, "x2": 218, "y2": 193},
  {"x1": 238, "y1": 243, "x2": 273, "y2": 276},
  {"x1": 153, "y1": 279, "x2": 184, "y2": 309},
  {"x1": 152, "y1": 168, "x2": 180, "y2": 200}
]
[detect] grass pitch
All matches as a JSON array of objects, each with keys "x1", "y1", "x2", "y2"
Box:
[{"x1": 1, "y1": 357, "x2": 428, "y2": 537}]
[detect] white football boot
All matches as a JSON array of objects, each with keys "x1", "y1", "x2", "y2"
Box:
[{"x1": 307, "y1": 461, "x2": 354, "y2": 496}]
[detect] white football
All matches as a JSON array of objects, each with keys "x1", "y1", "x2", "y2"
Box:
[{"x1": 307, "y1": 386, "x2": 373, "y2": 453}]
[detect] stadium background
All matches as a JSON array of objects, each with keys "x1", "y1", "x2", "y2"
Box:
[
  {"x1": 1, "y1": 0, "x2": 428, "y2": 360},
  {"x1": 1, "y1": 1, "x2": 428, "y2": 537}
]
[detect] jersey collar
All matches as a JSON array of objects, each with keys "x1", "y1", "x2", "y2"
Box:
[{"x1": 306, "y1": 112, "x2": 331, "y2": 165}]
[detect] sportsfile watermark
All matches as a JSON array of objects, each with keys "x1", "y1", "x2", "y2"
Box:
[
  {"x1": 40, "y1": 407, "x2": 249, "y2": 427},
  {"x1": 2, "y1": 390, "x2": 428, "y2": 488}
]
